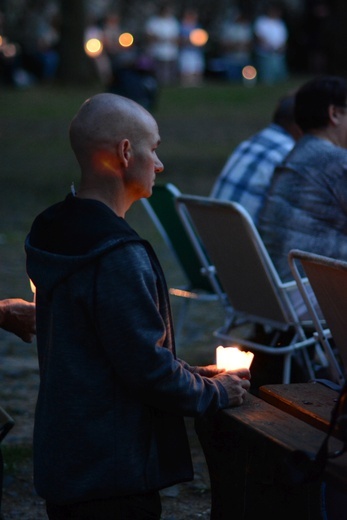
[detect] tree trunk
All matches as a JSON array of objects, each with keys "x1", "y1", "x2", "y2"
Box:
[
  {"x1": 327, "y1": 0, "x2": 347, "y2": 75},
  {"x1": 56, "y1": 0, "x2": 97, "y2": 84}
]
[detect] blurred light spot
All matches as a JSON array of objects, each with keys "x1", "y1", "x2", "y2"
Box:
[
  {"x1": 242, "y1": 65, "x2": 257, "y2": 81},
  {"x1": 189, "y1": 29, "x2": 208, "y2": 47},
  {"x1": 3, "y1": 43, "x2": 17, "y2": 58},
  {"x1": 84, "y1": 38, "x2": 103, "y2": 58},
  {"x1": 119, "y1": 33, "x2": 134, "y2": 48}
]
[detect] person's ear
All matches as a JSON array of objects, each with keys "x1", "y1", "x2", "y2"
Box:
[
  {"x1": 329, "y1": 104, "x2": 342, "y2": 126},
  {"x1": 118, "y1": 139, "x2": 131, "y2": 166}
]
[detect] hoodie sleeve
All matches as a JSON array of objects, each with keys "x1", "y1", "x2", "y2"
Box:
[{"x1": 94, "y1": 242, "x2": 229, "y2": 416}]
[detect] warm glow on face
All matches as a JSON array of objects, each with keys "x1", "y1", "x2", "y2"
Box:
[
  {"x1": 189, "y1": 28, "x2": 208, "y2": 47},
  {"x1": 84, "y1": 38, "x2": 103, "y2": 57},
  {"x1": 242, "y1": 65, "x2": 257, "y2": 81},
  {"x1": 118, "y1": 32, "x2": 134, "y2": 48},
  {"x1": 92, "y1": 151, "x2": 118, "y2": 174},
  {"x1": 216, "y1": 346, "x2": 254, "y2": 370}
]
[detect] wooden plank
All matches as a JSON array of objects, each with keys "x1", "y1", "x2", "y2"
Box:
[
  {"x1": 219, "y1": 392, "x2": 343, "y2": 456},
  {"x1": 219, "y1": 393, "x2": 347, "y2": 482},
  {"x1": 258, "y1": 382, "x2": 340, "y2": 437},
  {"x1": 196, "y1": 392, "x2": 347, "y2": 519}
]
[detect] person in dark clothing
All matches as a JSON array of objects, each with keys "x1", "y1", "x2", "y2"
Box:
[{"x1": 25, "y1": 93, "x2": 251, "y2": 519}]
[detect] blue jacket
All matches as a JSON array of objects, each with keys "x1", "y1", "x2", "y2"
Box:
[{"x1": 25, "y1": 195, "x2": 228, "y2": 505}]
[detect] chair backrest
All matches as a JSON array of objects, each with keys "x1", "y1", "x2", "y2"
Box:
[
  {"x1": 289, "y1": 249, "x2": 347, "y2": 372},
  {"x1": 141, "y1": 184, "x2": 216, "y2": 293},
  {"x1": 175, "y1": 195, "x2": 297, "y2": 329}
]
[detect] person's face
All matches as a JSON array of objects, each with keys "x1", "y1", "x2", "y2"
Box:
[{"x1": 126, "y1": 116, "x2": 164, "y2": 200}]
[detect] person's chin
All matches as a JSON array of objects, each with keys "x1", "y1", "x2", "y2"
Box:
[{"x1": 140, "y1": 187, "x2": 152, "y2": 199}]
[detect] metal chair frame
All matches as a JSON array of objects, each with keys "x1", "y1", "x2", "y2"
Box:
[
  {"x1": 175, "y1": 195, "x2": 318, "y2": 384},
  {"x1": 289, "y1": 249, "x2": 347, "y2": 387},
  {"x1": 141, "y1": 184, "x2": 226, "y2": 339}
]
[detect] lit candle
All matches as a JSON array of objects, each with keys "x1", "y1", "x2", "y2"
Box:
[{"x1": 216, "y1": 345, "x2": 254, "y2": 370}]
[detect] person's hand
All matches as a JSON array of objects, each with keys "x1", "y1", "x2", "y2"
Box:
[
  {"x1": 213, "y1": 369, "x2": 251, "y2": 408},
  {"x1": 0, "y1": 298, "x2": 36, "y2": 343},
  {"x1": 192, "y1": 364, "x2": 224, "y2": 377}
]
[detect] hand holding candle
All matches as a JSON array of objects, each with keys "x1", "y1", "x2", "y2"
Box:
[
  {"x1": 216, "y1": 345, "x2": 254, "y2": 371},
  {"x1": 214, "y1": 346, "x2": 252, "y2": 407}
]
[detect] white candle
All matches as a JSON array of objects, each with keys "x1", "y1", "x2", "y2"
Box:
[{"x1": 216, "y1": 346, "x2": 254, "y2": 370}]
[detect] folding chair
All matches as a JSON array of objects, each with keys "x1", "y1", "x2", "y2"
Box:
[
  {"x1": 289, "y1": 249, "x2": 347, "y2": 387},
  {"x1": 140, "y1": 184, "x2": 225, "y2": 339},
  {"x1": 175, "y1": 195, "x2": 318, "y2": 384}
]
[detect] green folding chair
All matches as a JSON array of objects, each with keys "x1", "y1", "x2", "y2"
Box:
[{"x1": 141, "y1": 183, "x2": 225, "y2": 340}]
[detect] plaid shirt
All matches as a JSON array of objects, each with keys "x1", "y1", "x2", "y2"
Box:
[{"x1": 210, "y1": 123, "x2": 295, "y2": 225}]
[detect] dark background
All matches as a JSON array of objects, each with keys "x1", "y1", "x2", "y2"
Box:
[{"x1": 1, "y1": 0, "x2": 347, "y2": 83}]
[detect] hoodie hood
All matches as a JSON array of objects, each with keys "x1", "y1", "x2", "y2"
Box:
[{"x1": 25, "y1": 194, "x2": 142, "y2": 297}]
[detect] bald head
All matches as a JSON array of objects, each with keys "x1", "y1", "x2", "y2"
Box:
[{"x1": 69, "y1": 93, "x2": 155, "y2": 170}]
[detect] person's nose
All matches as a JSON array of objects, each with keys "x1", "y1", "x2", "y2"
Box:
[{"x1": 155, "y1": 156, "x2": 164, "y2": 174}]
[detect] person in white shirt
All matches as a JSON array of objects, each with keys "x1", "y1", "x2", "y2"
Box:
[
  {"x1": 145, "y1": 2, "x2": 180, "y2": 86},
  {"x1": 253, "y1": 2, "x2": 288, "y2": 84}
]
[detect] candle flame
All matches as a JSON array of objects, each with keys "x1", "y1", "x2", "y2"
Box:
[{"x1": 216, "y1": 345, "x2": 254, "y2": 370}]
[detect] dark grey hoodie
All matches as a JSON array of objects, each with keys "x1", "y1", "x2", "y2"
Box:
[{"x1": 25, "y1": 194, "x2": 228, "y2": 505}]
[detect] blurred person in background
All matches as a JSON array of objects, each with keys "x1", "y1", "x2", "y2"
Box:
[
  {"x1": 210, "y1": 93, "x2": 301, "y2": 226},
  {"x1": 102, "y1": 12, "x2": 158, "y2": 110},
  {"x1": 178, "y1": 8, "x2": 206, "y2": 87},
  {"x1": 145, "y1": 2, "x2": 180, "y2": 86},
  {"x1": 303, "y1": 0, "x2": 331, "y2": 74},
  {"x1": 19, "y1": 1, "x2": 60, "y2": 83},
  {"x1": 253, "y1": 1, "x2": 288, "y2": 84},
  {"x1": 102, "y1": 10, "x2": 123, "y2": 76},
  {"x1": 218, "y1": 9, "x2": 253, "y2": 82}
]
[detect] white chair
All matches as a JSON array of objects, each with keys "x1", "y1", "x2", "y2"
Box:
[
  {"x1": 141, "y1": 184, "x2": 226, "y2": 340},
  {"x1": 288, "y1": 249, "x2": 346, "y2": 387},
  {"x1": 175, "y1": 195, "x2": 319, "y2": 384}
]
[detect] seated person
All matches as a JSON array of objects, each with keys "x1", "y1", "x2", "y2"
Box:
[
  {"x1": 210, "y1": 93, "x2": 301, "y2": 225},
  {"x1": 258, "y1": 75, "x2": 347, "y2": 317}
]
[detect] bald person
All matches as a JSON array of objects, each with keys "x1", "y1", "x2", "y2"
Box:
[{"x1": 25, "y1": 93, "x2": 251, "y2": 520}]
